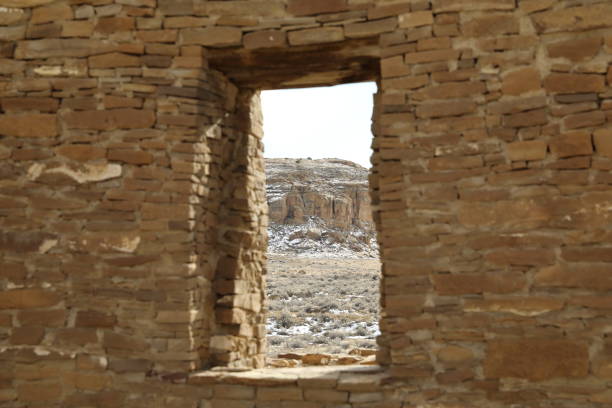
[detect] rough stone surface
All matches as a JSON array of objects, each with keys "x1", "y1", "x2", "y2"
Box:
[{"x1": 0, "y1": 1, "x2": 611, "y2": 407}]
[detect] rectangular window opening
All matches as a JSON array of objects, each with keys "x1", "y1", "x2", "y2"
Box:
[{"x1": 261, "y1": 82, "x2": 381, "y2": 367}]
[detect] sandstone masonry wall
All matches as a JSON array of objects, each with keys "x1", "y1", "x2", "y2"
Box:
[{"x1": 0, "y1": 0, "x2": 612, "y2": 407}]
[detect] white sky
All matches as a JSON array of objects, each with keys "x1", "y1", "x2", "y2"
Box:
[{"x1": 261, "y1": 82, "x2": 377, "y2": 168}]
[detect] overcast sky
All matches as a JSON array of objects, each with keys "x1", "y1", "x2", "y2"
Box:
[{"x1": 261, "y1": 82, "x2": 377, "y2": 168}]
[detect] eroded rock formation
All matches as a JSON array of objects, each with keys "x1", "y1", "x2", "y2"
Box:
[{"x1": 266, "y1": 158, "x2": 376, "y2": 257}]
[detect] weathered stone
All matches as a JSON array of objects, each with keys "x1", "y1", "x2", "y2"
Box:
[
  {"x1": 0, "y1": 114, "x2": 57, "y2": 138},
  {"x1": 243, "y1": 30, "x2": 286, "y2": 49},
  {"x1": 484, "y1": 339, "x2": 589, "y2": 381},
  {"x1": 15, "y1": 39, "x2": 116, "y2": 59},
  {"x1": 503, "y1": 108, "x2": 548, "y2": 128},
  {"x1": 416, "y1": 99, "x2": 476, "y2": 118},
  {"x1": 544, "y1": 73, "x2": 606, "y2": 93},
  {"x1": 0, "y1": 289, "x2": 61, "y2": 309},
  {"x1": 398, "y1": 11, "x2": 433, "y2": 28},
  {"x1": 432, "y1": 272, "x2": 525, "y2": 295},
  {"x1": 404, "y1": 49, "x2": 461, "y2": 64},
  {"x1": 108, "y1": 149, "x2": 154, "y2": 165},
  {"x1": 0, "y1": 0, "x2": 54, "y2": 6},
  {"x1": 501, "y1": 67, "x2": 541, "y2": 95},
  {"x1": 535, "y1": 264, "x2": 612, "y2": 290},
  {"x1": 594, "y1": 129, "x2": 612, "y2": 157},
  {"x1": 181, "y1": 27, "x2": 242, "y2": 47},
  {"x1": 76, "y1": 310, "x2": 117, "y2": 328},
  {"x1": 488, "y1": 96, "x2": 547, "y2": 115},
  {"x1": 413, "y1": 81, "x2": 486, "y2": 100},
  {"x1": 533, "y1": 4, "x2": 612, "y2": 33},
  {"x1": 287, "y1": 0, "x2": 346, "y2": 16},
  {"x1": 458, "y1": 199, "x2": 550, "y2": 230},
  {"x1": 520, "y1": 0, "x2": 555, "y2": 14},
  {"x1": 547, "y1": 36, "x2": 602, "y2": 62},
  {"x1": 506, "y1": 140, "x2": 547, "y2": 161},
  {"x1": 433, "y1": 0, "x2": 515, "y2": 12},
  {"x1": 462, "y1": 14, "x2": 519, "y2": 37},
  {"x1": 1, "y1": 97, "x2": 59, "y2": 112},
  {"x1": 31, "y1": 3, "x2": 72, "y2": 24},
  {"x1": 0, "y1": 25, "x2": 26, "y2": 41},
  {"x1": 564, "y1": 111, "x2": 606, "y2": 130},
  {"x1": 345, "y1": 18, "x2": 397, "y2": 38},
  {"x1": 437, "y1": 346, "x2": 473, "y2": 365},
  {"x1": 288, "y1": 27, "x2": 344, "y2": 46},
  {"x1": 55, "y1": 145, "x2": 107, "y2": 162},
  {"x1": 0, "y1": 6, "x2": 26, "y2": 25},
  {"x1": 464, "y1": 297, "x2": 565, "y2": 316},
  {"x1": 61, "y1": 109, "x2": 155, "y2": 130},
  {"x1": 89, "y1": 53, "x2": 141, "y2": 68},
  {"x1": 549, "y1": 131, "x2": 593, "y2": 158},
  {"x1": 95, "y1": 17, "x2": 134, "y2": 34},
  {"x1": 10, "y1": 327, "x2": 45, "y2": 345}
]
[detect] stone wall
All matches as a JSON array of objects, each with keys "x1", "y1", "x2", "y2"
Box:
[{"x1": 0, "y1": 0, "x2": 612, "y2": 406}]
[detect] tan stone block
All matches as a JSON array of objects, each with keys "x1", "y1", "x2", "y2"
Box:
[
  {"x1": 535, "y1": 264, "x2": 612, "y2": 290},
  {"x1": 488, "y1": 95, "x2": 547, "y2": 115},
  {"x1": 414, "y1": 81, "x2": 486, "y2": 100},
  {"x1": 437, "y1": 346, "x2": 473, "y2": 364},
  {"x1": 76, "y1": 310, "x2": 116, "y2": 328},
  {"x1": 0, "y1": 289, "x2": 61, "y2": 309},
  {"x1": 594, "y1": 128, "x2": 612, "y2": 157},
  {"x1": 382, "y1": 75, "x2": 429, "y2": 90},
  {"x1": 0, "y1": 58, "x2": 24, "y2": 74},
  {"x1": 503, "y1": 108, "x2": 548, "y2": 128},
  {"x1": 0, "y1": 114, "x2": 57, "y2": 138},
  {"x1": 31, "y1": 3, "x2": 72, "y2": 24},
  {"x1": 288, "y1": 27, "x2": 344, "y2": 46},
  {"x1": 462, "y1": 14, "x2": 519, "y2": 37},
  {"x1": 55, "y1": 328, "x2": 97, "y2": 346},
  {"x1": 10, "y1": 327, "x2": 45, "y2": 345},
  {"x1": 17, "y1": 382, "x2": 62, "y2": 403},
  {"x1": 398, "y1": 11, "x2": 433, "y2": 28},
  {"x1": 564, "y1": 110, "x2": 606, "y2": 130},
  {"x1": 506, "y1": 140, "x2": 547, "y2": 161},
  {"x1": 95, "y1": 17, "x2": 135, "y2": 34},
  {"x1": 381, "y1": 56, "x2": 411, "y2": 78},
  {"x1": 164, "y1": 16, "x2": 212, "y2": 28},
  {"x1": 533, "y1": 3, "x2": 612, "y2": 33},
  {"x1": 544, "y1": 73, "x2": 606, "y2": 93},
  {"x1": 213, "y1": 384, "x2": 255, "y2": 400},
  {"x1": 486, "y1": 248, "x2": 555, "y2": 266},
  {"x1": 1, "y1": 97, "x2": 58, "y2": 112},
  {"x1": 432, "y1": 271, "x2": 526, "y2": 295},
  {"x1": 257, "y1": 386, "x2": 303, "y2": 401},
  {"x1": 108, "y1": 149, "x2": 154, "y2": 165},
  {"x1": 484, "y1": 339, "x2": 588, "y2": 381},
  {"x1": 416, "y1": 99, "x2": 476, "y2": 119},
  {"x1": 418, "y1": 36, "x2": 451, "y2": 51},
  {"x1": 433, "y1": 0, "x2": 515, "y2": 12},
  {"x1": 304, "y1": 389, "x2": 348, "y2": 403},
  {"x1": 287, "y1": 0, "x2": 347, "y2": 16},
  {"x1": 60, "y1": 20, "x2": 94, "y2": 37},
  {"x1": 0, "y1": 0, "x2": 54, "y2": 6},
  {"x1": 61, "y1": 109, "x2": 155, "y2": 130},
  {"x1": 103, "y1": 331, "x2": 149, "y2": 351},
  {"x1": 18, "y1": 309, "x2": 65, "y2": 327},
  {"x1": 89, "y1": 52, "x2": 141, "y2": 68},
  {"x1": 464, "y1": 297, "x2": 565, "y2": 317},
  {"x1": 197, "y1": 1, "x2": 284, "y2": 17},
  {"x1": 136, "y1": 29, "x2": 177, "y2": 43},
  {"x1": 243, "y1": 30, "x2": 286, "y2": 49},
  {"x1": 547, "y1": 36, "x2": 602, "y2": 62},
  {"x1": 181, "y1": 27, "x2": 242, "y2": 47},
  {"x1": 0, "y1": 25, "x2": 26, "y2": 41},
  {"x1": 501, "y1": 67, "x2": 541, "y2": 95},
  {"x1": 15, "y1": 39, "x2": 116, "y2": 59},
  {"x1": 74, "y1": 373, "x2": 111, "y2": 391},
  {"x1": 608, "y1": 65, "x2": 612, "y2": 85},
  {"x1": 404, "y1": 49, "x2": 460, "y2": 64},
  {"x1": 0, "y1": 7, "x2": 27, "y2": 25},
  {"x1": 55, "y1": 145, "x2": 107, "y2": 162},
  {"x1": 520, "y1": 0, "x2": 555, "y2": 14},
  {"x1": 428, "y1": 155, "x2": 483, "y2": 170},
  {"x1": 549, "y1": 131, "x2": 592, "y2": 158},
  {"x1": 345, "y1": 17, "x2": 397, "y2": 39},
  {"x1": 368, "y1": 2, "x2": 411, "y2": 19}
]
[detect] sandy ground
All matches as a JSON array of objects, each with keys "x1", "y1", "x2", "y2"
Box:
[{"x1": 265, "y1": 254, "x2": 381, "y2": 357}]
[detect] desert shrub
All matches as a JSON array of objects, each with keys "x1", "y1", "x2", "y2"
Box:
[
  {"x1": 277, "y1": 311, "x2": 298, "y2": 329},
  {"x1": 352, "y1": 326, "x2": 369, "y2": 337}
]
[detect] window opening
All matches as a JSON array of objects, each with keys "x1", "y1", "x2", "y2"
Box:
[{"x1": 261, "y1": 82, "x2": 381, "y2": 367}]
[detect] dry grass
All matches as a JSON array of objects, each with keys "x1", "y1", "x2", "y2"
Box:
[{"x1": 266, "y1": 254, "x2": 380, "y2": 357}]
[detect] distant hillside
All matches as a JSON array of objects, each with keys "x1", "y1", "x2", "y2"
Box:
[{"x1": 265, "y1": 158, "x2": 377, "y2": 258}]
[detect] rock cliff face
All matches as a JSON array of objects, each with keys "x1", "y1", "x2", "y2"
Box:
[{"x1": 265, "y1": 158, "x2": 377, "y2": 257}]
